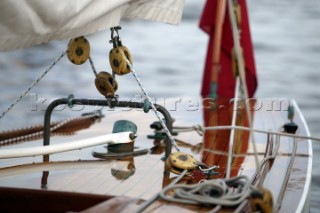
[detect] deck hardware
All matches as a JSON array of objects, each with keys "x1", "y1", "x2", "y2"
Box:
[
  {"x1": 198, "y1": 164, "x2": 220, "y2": 176},
  {"x1": 147, "y1": 132, "x2": 178, "y2": 140},
  {"x1": 190, "y1": 163, "x2": 220, "y2": 182},
  {"x1": 147, "y1": 121, "x2": 178, "y2": 140},
  {"x1": 67, "y1": 36, "x2": 90, "y2": 65},
  {"x1": 43, "y1": 97, "x2": 174, "y2": 160},
  {"x1": 93, "y1": 120, "x2": 147, "y2": 160},
  {"x1": 166, "y1": 152, "x2": 198, "y2": 174},
  {"x1": 109, "y1": 27, "x2": 133, "y2": 75},
  {"x1": 143, "y1": 98, "x2": 151, "y2": 113},
  {"x1": 113, "y1": 120, "x2": 137, "y2": 134},
  {"x1": 150, "y1": 121, "x2": 163, "y2": 130},
  {"x1": 284, "y1": 105, "x2": 298, "y2": 134},
  {"x1": 109, "y1": 47, "x2": 133, "y2": 75},
  {"x1": 95, "y1": 71, "x2": 118, "y2": 96},
  {"x1": 110, "y1": 26, "x2": 122, "y2": 48},
  {"x1": 67, "y1": 94, "x2": 74, "y2": 108},
  {"x1": 250, "y1": 188, "x2": 273, "y2": 213}
]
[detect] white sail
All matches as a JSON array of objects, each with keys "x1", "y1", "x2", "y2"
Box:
[{"x1": 0, "y1": 0, "x2": 185, "y2": 51}]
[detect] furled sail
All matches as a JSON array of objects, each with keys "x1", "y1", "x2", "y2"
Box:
[{"x1": 0, "y1": 0, "x2": 185, "y2": 51}]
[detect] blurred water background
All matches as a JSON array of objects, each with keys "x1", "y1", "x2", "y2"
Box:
[{"x1": 0, "y1": 0, "x2": 319, "y2": 211}]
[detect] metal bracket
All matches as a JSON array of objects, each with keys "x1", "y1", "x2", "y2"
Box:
[{"x1": 43, "y1": 96, "x2": 174, "y2": 161}]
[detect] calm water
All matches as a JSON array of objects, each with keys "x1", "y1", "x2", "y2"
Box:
[{"x1": 0, "y1": 0, "x2": 319, "y2": 211}]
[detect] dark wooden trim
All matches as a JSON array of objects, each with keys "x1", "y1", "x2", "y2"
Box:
[{"x1": 0, "y1": 187, "x2": 112, "y2": 213}]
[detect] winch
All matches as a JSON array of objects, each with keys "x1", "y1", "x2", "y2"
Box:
[{"x1": 166, "y1": 152, "x2": 198, "y2": 175}]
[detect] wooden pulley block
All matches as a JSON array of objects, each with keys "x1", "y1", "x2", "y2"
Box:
[
  {"x1": 165, "y1": 152, "x2": 198, "y2": 175},
  {"x1": 251, "y1": 188, "x2": 273, "y2": 213},
  {"x1": 95, "y1": 72, "x2": 118, "y2": 96},
  {"x1": 67, "y1": 36, "x2": 90, "y2": 65},
  {"x1": 109, "y1": 46, "x2": 133, "y2": 75}
]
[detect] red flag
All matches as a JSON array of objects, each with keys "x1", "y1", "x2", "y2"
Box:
[{"x1": 200, "y1": 0, "x2": 257, "y2": 98}]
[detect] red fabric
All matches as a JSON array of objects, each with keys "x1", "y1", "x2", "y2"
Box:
[{"x1": 200, "y1": 0, "x2": 257, "y2": 98}]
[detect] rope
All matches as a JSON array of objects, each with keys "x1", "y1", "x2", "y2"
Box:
[
  {"x1": 0, "y1": 51, "x2": 66, "y2": 120},
  {"x1": 133, "y1": 169, "x2": 188, "y2": 213},
  {"x1": 126, "y1": 59, "x2": 180, "y2": 152},
  {"x1": 88, "y1": 56, "x2": 98, "y2": 77},
  {"x1": 159, "y1": 175, "x2": 252, "y2": 208},
  {"x1": 0, "y1": 115, "x2": 93, "y2": 147},
  {"x1": 275, "y1": 136, "x2": 298, "y2": 211},
  {"x1": 251, "y1": 135, "x2": 280, "y2": 184}
]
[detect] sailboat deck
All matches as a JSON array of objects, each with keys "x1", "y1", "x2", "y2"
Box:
[{"x1": 0, "y1": 99, "x2": 312, "y2": 212}]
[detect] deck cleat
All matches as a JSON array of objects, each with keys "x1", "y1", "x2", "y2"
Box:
[
  {"x1": 67, "y1": 36, "x2": 90, "y2": 65},
  {"x1": 95, "y1": 71, "x2": 118, "y2": 96},
  {"x1": 166, "y1": 152, "x2": 198, "y2": 174}
]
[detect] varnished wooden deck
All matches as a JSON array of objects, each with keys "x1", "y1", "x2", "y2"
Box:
[{"x1": 0, "y1": 98, "x2": 312, "y2": 212}]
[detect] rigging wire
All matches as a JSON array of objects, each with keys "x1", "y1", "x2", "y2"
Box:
[
  {"x1": 154, "y1": 122, "x2": 320, "y2": 143},
  {"x1": 0, "y1": 51, "x2": 98, "y2": 122},
  {"x1": 226, "y1": 77, "x2": 240, "y2": 178},
  {"x1": 88, "y1": 56, "x2": 98, "y2": 77},
  {"x1": 204, "y1": 125, "x2": 319, "y2": 142},
  {"x1": 275, "y1": 136, "x2": 298, "y2": 210},
  {"x1": 226, "y1": 0, "x2": 260, "y2": 186},
  {"x1": 0, "y1": 51, "x2": 66, "y2": 120},
  {"x1": 126, "y1": 59, "x2": 180, "y2": 152}
]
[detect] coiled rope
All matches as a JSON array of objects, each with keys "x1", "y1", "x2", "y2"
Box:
[{"x1": 159, "y1": 175, "x2": 253, "y2": 212}]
